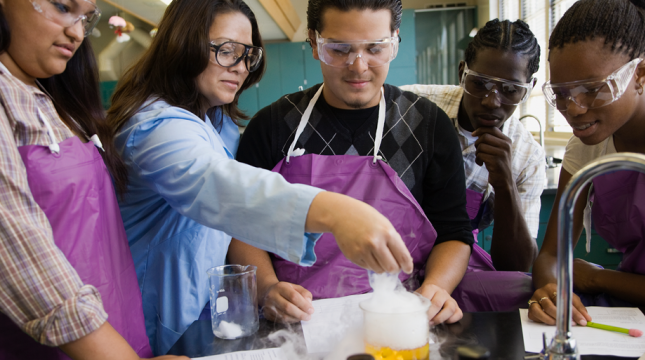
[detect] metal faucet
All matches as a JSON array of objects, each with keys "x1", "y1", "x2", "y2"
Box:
[
  {"x1": 519, "y1": 114, "x2": 544, "y2": 149},
  {"x1": 544, "y1": 152, "x2": 645, "y2": 359}
]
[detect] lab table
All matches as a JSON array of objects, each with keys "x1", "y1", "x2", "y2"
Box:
[{"x1": 167, "y1": 311, "x2": 636, "y2": 359}]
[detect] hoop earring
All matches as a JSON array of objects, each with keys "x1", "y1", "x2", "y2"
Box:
[{"x1": 638, "y1": 83, "x2": 644, "y2": 95}]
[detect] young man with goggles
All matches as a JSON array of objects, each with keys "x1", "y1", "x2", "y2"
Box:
[
  {"x1": 314, "y1": 30, "x2": 400, "y2": 68},
  {"x1": 233, "y1": 0, "x2": 474, "y2": 326},
  {"x1": 402, "y1": 19, "x2": 547, "y2": 312}
]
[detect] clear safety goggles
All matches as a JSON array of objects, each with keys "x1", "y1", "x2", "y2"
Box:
[
  {"x1": 460, "y1": 63, "x2": 535, "y2": 105},
  {"x1": 209, "y1": 40, "x2": 263, "y2": 72},
  {"x1": 315, "y1": 31, "x2": 400, "y2": 68},
  {"x1": 30, "y1": 0, "x2": 101, "y2": 38},
  {"x1": 542, "y1": 58, "x2": 642, "y2": 111}
]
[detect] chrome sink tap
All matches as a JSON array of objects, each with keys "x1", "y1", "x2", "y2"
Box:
[
  {"x1": 544, "y1": 152, "x2": 645, "y2": 360},
  {"x1": 520, "y1": 114, "x2": 544, "y2": 149}
]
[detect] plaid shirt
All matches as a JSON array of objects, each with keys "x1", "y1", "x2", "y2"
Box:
[
  {"x1": 0, "y1": 64, "x2": 107, "y2": 346},
  {"x1": 400, "y1": 84, "x2": 546, "y2": 237}
]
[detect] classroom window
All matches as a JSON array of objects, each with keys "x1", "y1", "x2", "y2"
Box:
[{"x1": 498, "y1": 0, "x2": 578, "y2": 133}]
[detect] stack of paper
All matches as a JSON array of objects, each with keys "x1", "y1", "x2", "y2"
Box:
[{"x1": 521, "y1": 307, "x2": 645, "y2": 357}]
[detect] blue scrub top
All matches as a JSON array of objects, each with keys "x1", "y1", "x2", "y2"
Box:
[{"x1": 114, "y1": 100, "x2": 322, "y2": 355}]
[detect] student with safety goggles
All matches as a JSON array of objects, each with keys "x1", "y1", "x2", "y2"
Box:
[
  {"x1": 106, "y1": 0, "x2": 415, "y2": 354},
  {"x1": 0, "y1": 0, "x2": 187, "y2": 359},
  {"x1": 233, "y1": 0, "x2": 474, "y2": 327},
  {"x1": 530, "y1": 0, "x2": 645, "y2": 327},
  {"x1": 401, "y1": 19, "x2": 546, "y2": 312}
]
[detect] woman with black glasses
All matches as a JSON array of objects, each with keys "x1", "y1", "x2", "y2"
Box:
[{"x1": 106, "y1": 0, "x2": 414, "y2": 354}]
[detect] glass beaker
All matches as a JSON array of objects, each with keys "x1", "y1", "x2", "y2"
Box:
[
  {"x1": 206, "y1": 264, "x2": 259, "y2": 339},
  {"x1": 359, "y1": 293, "x2": 431, "y2": 360}
]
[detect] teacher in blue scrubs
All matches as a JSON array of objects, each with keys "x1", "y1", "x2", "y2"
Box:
[{"x1": 106, "y1": 0, "x2": 413, "y2": 355}]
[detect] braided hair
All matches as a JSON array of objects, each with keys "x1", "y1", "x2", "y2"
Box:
[
  {"x1": 549, "y1": 0, "x2": 645, "y2": 59},
  {"x1": 465, "y1": 19, "x2": 540, "y2": 79}
]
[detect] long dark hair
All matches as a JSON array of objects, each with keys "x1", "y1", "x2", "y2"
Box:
[
  {"x1": 107, "y1": 0, "x2": 265, "y2": 136},
  {"x1": 0, "y1": 4, "x2": 128, "y2": 195}
]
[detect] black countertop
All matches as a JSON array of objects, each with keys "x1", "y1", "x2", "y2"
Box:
[{"x1": 167, "y1": 311, "x2": 636, "y2": 359}]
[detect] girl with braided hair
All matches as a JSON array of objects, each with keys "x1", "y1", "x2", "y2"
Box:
[
  {"x1": 402, "y1": 18, "x2": 546, "y2": 312},
  {"x1": 529, "y1": 0, "x2": 645, "y2": 325}
]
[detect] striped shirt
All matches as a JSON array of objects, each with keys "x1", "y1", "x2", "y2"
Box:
[
  {"x1": 400, "y1": 84, "x2": 546, "y2": 237},
  {"x1": 0, "y1": 63, "x2": 107, "y2": 346}
]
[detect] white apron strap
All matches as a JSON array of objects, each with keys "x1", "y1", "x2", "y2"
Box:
[
  {"x1": 372, "y1": 87, "x2": 386, "y2": 164},
  {"x1": 37, "y1": 108, "x2": 60, "y2": 154},
  {"x1": 286, "y1": 84, "x2": 387, "y2": 164}
]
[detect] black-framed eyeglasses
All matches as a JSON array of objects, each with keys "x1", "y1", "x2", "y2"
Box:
[{"x1": 209, "y1": 41, "x2": 263, "y2": 72}]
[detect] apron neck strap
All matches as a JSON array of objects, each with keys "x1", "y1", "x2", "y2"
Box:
[
  {"x1": 373, "y1": 87, "x2": 386, "y2": 164},
  {"x1": 286, "y1": 84, "x2": 386, "y2": 164},
  {"x1": 37, "y1": 108, "x2": 60, "y2": 154}
]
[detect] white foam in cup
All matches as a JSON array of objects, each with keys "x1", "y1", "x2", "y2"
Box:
[{"x1": 359, "y1": 272, "x2": 431, "y2": 350}]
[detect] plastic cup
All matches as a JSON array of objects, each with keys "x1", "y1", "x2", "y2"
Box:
[{"x1": 206, "y1": 265, "x2": 259, "y2": 339}]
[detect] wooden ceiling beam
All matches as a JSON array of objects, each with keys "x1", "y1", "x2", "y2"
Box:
[{"x1": 257, "y1": 0, "x2": 301, "y2": 40}]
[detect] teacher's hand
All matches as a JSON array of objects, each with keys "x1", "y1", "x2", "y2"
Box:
[
  {"x1": 306, "y1": 192, "x2": 413, "y2": 274},
  {"x1": 261, "y1": 281, "x2": 314, "y2": 323}
]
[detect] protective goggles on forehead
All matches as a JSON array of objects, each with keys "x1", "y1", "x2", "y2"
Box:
[
  {"x1": 542, "y1": 58, "x2": 642, "y2": 111},
  {"x1": 315, "y1": 31, "x2": 400, "y2": 68},
  {"x1": 460, "y1": 63, "x2": 535, "y2": 105},
  {"x1": 30, "y1": 0, "x2": 101, "y2": 37},
  {"x1": 209, "y1": 40, "x2": 263, "y2": 72}
]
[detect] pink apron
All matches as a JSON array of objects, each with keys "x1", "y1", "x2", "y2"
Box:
[
  {"x1": 271, "y1": 85, "x2": 437, "y2": 299},
  {"x1": 451, "y1": 182, "x2": 533, "y2": 312},
  {"x1": 0, "y1": 114, "x2": 151, "y2": 358}
]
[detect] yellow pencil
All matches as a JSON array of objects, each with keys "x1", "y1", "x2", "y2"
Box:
[{"x1": 586, "y1": 322, "x2": 643, "y2": 337}]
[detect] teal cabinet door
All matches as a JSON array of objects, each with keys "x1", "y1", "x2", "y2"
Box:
[
  {"x1": 386, "y1": 9, "x2": 416, "y2": 86},
  {"x1": 536, "y1": 193, "x2": 623, "y2": 270},
  {"x1": 279, "y1": 42, "x2": 307, "y2": 95},
  {"x1": 100, "y1": 81, "x2": 119, "y2": 110},
  {"x1": 237, "y1": 84, "x2": 259, "y2": 125},
  {"x1": 475, "y1": 193, "x2": 623, "y2": 270},
  {"x1": 257, "y1": 44, "x2": 283, "y2": 109},
  {"x1": 304, "y1": 45, "x2": 323, "y2": 89}
]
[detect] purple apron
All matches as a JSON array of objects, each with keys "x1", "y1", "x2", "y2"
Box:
[
  {"x1": 450, "y1": 178, "x2": 533, "y2": 312},
  {"x1": 271, "y1": 85, "x2": 437, "y2": 299},
  {"x1": 464, "y1": 189, "x2": 495, "y2": 272},
  {"x1": 591, "y1": 171, "x2": 645, "y2": 275},
  {"x1": 577, "y1": 170, "x2": 645, "y2": 308},
  {"x1": 0, "y1": 114, "x2": 152, "y2": 359}
]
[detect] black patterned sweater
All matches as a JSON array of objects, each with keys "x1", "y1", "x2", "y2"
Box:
[{"x1": 237, "y1": 83, "x2": 473, "y2": 246}]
